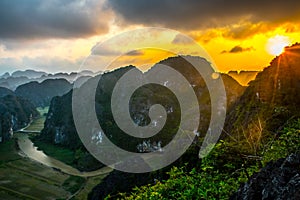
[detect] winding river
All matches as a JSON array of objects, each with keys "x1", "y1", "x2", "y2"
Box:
[{"x1": 16, "y1": 133, "x2": 112, "y2": 177}]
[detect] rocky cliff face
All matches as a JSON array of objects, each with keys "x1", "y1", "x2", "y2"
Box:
[
  {"x1": 0, "y1": 95, "x2": 38, "y2": 142},
  {"x1": 225, "y1": 43, "x2": 300, "y2": 135},
  {"x1": 41, "y1": 66, "x2": 137, "y2": 150},
  {"x1": 41, "y1": 89, "x2": 79, "y2": 148},
  {"x1": 231, "y1": 153, "x2": 300, "y2": 200},
  {"x1": 15, "y1": 78, "x2": 72, "y2": 107},
  {"x1": 41, "y1": 56, "x2": 244, "y2": 154}
]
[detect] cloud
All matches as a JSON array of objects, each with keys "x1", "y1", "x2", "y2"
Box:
[
  {"x1": 107, "y1": 0, "x2": 300, "y2": 30},
  {"x1": 191, "y1": 20, "x2": 284, "y2": 43},
  {"x1": 0, "y1": 39, "x2": 51, "y2": 51},
  {"x1": 172, "y1": 34, "x2": 194, "y2": 45},
  {"x1": 0, "y1": 0, "x2": 112, "y2": 39},
  {"x1": 125, "y1": 50, "x2": 144, "y2": 56},
  {"x1": 221, "y1": 22, "x2": 274, "y2": 40},
  {"x1": 0, "y1": 56, "x2": 80, "y2": 73},
  {"x1": 221, "y1": 45, "x2": 255, "y2": 54},
  {"x1": 91, "y1": 46, "x2": 144, "y2": 57},
  {"x1": 91, "y1": 43, "x2": 121, "y2": 56}
]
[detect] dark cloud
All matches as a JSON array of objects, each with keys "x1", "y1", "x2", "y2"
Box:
[
  {"x1": 91, "y1": 46, "x2": 144, "y2": 57},
  {"x1": 0, "y1": 39, "x2": 50, "y2": 50},
  {"x1": 221, "y1": 46, "x2": 255, "y2": 54},
  {"x1": 91, "y1": 43, "x2": 121, "y2": 56},
  {"x1": 221, "y1": 22, "x2": 273, "y2": 40},
  {"x1": 107, "y1": 0, "x2": 300, "y2": 30},
  {"x1": 126, "y1": 50, "x2": 144, "y2": 56},
  {"x1": 0, "y1": 0, "x2": 112, "y2": 39}
]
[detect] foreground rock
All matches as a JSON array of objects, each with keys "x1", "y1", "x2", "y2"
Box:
[{"x1": 231, "y1": 153, "x2": 300, "y2": 200}]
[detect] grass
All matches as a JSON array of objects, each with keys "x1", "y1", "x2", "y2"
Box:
[
  {"x1": 24, "y1": 117, "x2": 45, "y2": 132},
  {"x1": 0, "y1": 140, "x2": 73, "y2": 200},
  {"x1": 0, "y1": 165, "x2": 70, "y2": 199},
  {"x1": 0, "y1": 106, "x2": 100, "y2": 200},
  {"x1": 25, "y1": 106, "x2": 77, "y2": 168},
  {"x1": 37, "y1": 107, "x2": 49, "y2": 116},
  {"x1": 24, "y1": 107, "x2": 49, "y2": 132},
  {"x1": 0, "y1": 139, "x2": 21, "y2": 164},
  {"x1": 33, "y1": 139, "x2": 76, "y2": 166},
  {"x1": 62, "y1": 176, "x2": 86, "y2": 194},
  {"x1": 73, "y1": 174, "x2": 108, "y2": 200}
]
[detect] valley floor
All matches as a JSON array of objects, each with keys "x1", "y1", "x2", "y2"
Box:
[{"x1": 0, "y1": 109, "x2": 111, "y2": 200}]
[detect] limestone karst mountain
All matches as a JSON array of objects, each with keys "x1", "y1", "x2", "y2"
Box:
[
  {"x1": 41, "y1": 56, "x2": 244, "y2": 151},
  {"x1": 0, "y1": 95, "x2": 38, "y2": 142},
  {"x1": 15, "y1": 78, "x2": 73, "y2": 107}
]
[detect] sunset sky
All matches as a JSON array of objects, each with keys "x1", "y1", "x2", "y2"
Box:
[{"x1": 1, "y1": 0, "x2": 300, "y2": 74}]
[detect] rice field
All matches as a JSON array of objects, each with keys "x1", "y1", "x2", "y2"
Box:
[
  {"x1": 24, "y1": 107, "x2": 49, "y2": 132},
  {"x1": 0, "y1": 106, "x2": 109, "y2": 200}
]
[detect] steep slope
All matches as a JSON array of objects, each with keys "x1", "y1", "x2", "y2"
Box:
[
  {"x1": 15, "y1": 78, "x2": 72, "y2": 107},
  {"x1": 224, "y1": 43, "x2": 300, "y2": 138},
  {"x1": 41, "y1": 66, "x2": 134, "y2": 150},
  {"x1": 0, "y1": 95, "x2": 38, "y2": 142},
  {"x1": 0, "y1": 87, "x2": 14, "y2": 98}
]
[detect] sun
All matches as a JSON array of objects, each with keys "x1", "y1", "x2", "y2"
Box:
[{"x1": 266, "y1": 35, "x2": 290, "y2": 56}]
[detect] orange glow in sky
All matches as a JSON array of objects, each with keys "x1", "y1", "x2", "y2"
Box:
[
  {"x1": 266, "y1": 35, "x2": 290, "y2": 56},
  {"x1": 0, "y1": 1, "x2": 300, "y2": 74}
]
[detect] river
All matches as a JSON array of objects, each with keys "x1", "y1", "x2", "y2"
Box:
[{"x1": 16, "y1": 133, "x2": 112, "y2": 177}]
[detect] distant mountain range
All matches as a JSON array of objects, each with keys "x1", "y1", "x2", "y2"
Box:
[
  {"x1": 10, "y1": 69, "x2": 47, "y2": 79},
  {"x1": 0, "y1": 70, "x2": 97, "y2": 90}
]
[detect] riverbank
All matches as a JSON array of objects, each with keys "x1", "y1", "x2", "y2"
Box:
[
  {"x1": 17, "y1": 132, "x2": 113, "y2": 177},
  {"x1": 0, "y1": 138, "x2": 74, "y2": 199},
  {"x1": 0, "y1": 106, "x2": 113, "y2": 199}
]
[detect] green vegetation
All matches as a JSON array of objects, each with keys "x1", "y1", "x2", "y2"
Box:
[
  {"x1": 119, "y1": 142, "x2": 258, "y2": 200},
  {"x1": 32, "y1": 138, "x2": 102, "y2": 171},
  {"x1": 74, "y1": 174, "x2": 107, "y2": 200},
  {"x1": 0, "y1": 135, "x2": 72, "y2": 199},
  {"x1": 0, "y1": 139, "x2": 21, "y2": 164},
  {"x1": 118, "y1": 118, "x2": 300, "y2": 199},
  {"x1": 33, "y1": 139, "x2": 75, "y2": 165},
  {"x1": 0, "y1": 113, "x2": 108, "y2": 200},
  {"x1": 24, "y1": 107, "x2": 49, "y2": 132},
  {"x1": 262, "y1": 118, "x2": 300, "y2": 164},
  {"x1": 36, "y1": 106, "x2": 49, "y2": 116},
  {"x1": 62, "y1": 176, "x2": 86, "y2": 194}
]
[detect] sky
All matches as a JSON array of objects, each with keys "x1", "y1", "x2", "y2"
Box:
[{"x1": 0, "y1": 0, "x2": 300, "y2": 74}]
